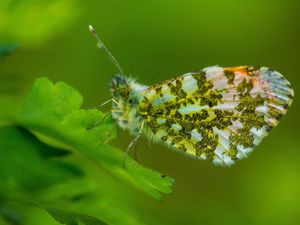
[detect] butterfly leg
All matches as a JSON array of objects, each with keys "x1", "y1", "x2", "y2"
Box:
[
  {"x1": 86, "y1": 111, "x2": 111, "y2": 130},
  {"x1": 88, "y1": 98, "x2": 119, "y2": 109},
  {"x1": 87, "y1": 99, "x2": 120, "y2": 128},
  {"x1": 123, "y1": 121, "x2": 144, "y2": 168},
  {"x1": 101, "y1": 120, "x2": 118, "y2": 144},
  {"x1": 123, "y1": 132, "x2": 142, "y2": 168},
  {"x1": 97, "y1": 111, "x2": 111, "y2": 125},
  {"x1": 133, "y1": 143, "x2": 138, "y2": 162}
]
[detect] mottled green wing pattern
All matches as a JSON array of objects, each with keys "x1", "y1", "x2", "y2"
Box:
[{"x1": 138, "y1": 66, "x2": 294, "y2": 166}]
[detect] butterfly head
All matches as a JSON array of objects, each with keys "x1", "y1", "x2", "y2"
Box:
[{"x1": 110, "y1": 74, "x2": 131, "y2": 100}]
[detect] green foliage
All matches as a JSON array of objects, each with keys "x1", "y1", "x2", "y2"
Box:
[
  {"x1": 0, "y1": 127, "x2": 81, "y2": 193},
  {"x1": 0, "y1": 0, "x2": 79, "y2": 47},
  {"x1": 0, "y1": 44, "x2": 22, "y2": 125},
  {"x1": 0, "y1": 44, "x2": 18, "y2": 61},
  {"x1": 0, "y1": 77, "x2": 175, "y2": 225}
]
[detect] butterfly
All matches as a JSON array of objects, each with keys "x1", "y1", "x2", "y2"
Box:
[{"x1": 89, "y1": 26, "x2": 294, "y2": 166}]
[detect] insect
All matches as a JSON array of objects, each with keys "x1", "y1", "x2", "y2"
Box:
[{"x1": 89, "y1": 25, "x2": 294, "y2": 166}]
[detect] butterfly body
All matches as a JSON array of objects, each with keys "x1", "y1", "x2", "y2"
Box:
[
  {"x1": 110, "y1": 66, "x2": 293, "y2": 166},
  {"x1": 110, "y1": 75, "x2": 147, "y2": 135}
]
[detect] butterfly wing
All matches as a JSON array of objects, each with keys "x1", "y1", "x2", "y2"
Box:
[{"x1": 138, "y1": 66, "x2": 294, "y2": 166}]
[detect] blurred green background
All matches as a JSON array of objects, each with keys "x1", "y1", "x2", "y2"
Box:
[{"x1": 0, "y1": 0, "x2": 299, "y2": 224}]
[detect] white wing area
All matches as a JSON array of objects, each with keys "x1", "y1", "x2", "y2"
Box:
[{"x1": 139, "y1": 66, "x2": 294, "y2": 166}]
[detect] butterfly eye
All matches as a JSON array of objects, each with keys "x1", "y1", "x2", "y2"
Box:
[{"x1": 119, "y1": 85, "x2": 129, "y2": 96}]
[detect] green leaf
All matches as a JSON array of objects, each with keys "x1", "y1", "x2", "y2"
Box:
[
  {"x1": 0, "y1": 126, "x2": 82, "y2": 194},
  {"x1": 17, "y1": 77, "x2": 175, "y2": 200},
  {"x1": 0, "y1": 202, "x2": 23, "y2": 225},
  {"x1": 47, "y1": 209, "x2": 107, "y2": 225},
  {"x1": 0, "y1": 77, "x2": 175, "y2": 225},
  {"x1": 0, "y1": 126, "x2": 145, "y2": 225},
  {"x1": 20, "y1": 78, "x2": 83, "y2": 122}
]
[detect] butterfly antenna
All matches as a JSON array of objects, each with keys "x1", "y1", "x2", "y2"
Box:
[{"x1": 89, "y1": 25, "x2": 124, "y2": 74}]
